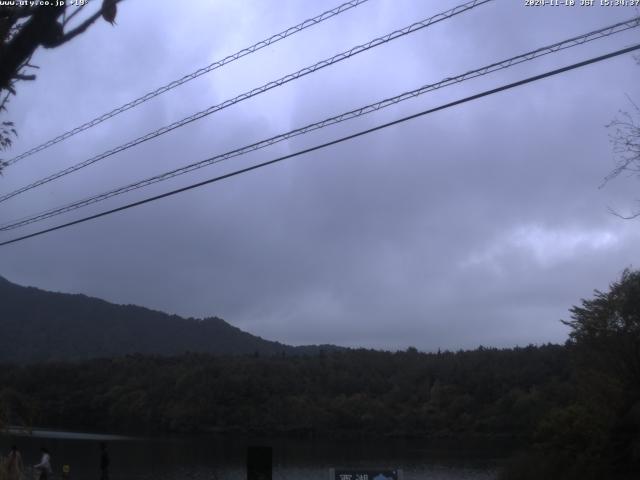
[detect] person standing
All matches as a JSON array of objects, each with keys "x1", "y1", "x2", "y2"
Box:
[
  {"x1": 33, "y1": 447, "x2": 52, "y2": 480},
  {"x1": 100, "y1": 442, "x2": 110, "y2": 480},
  {"x1": 6, "y1": 445, "x2": 24, "y2": 480}
]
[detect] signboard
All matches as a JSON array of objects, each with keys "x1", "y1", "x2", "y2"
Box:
[{"x1": 330, "y1": 469, "x2": 402, "y2": 480}]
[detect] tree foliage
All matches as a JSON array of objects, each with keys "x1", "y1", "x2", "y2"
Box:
[
  {"x1": 0, "y1": 0, "x2": 122, "y2": 171},
  {"x1": 502, "y1": 269, "x2": 640, "y2": 479},
  {"x1": 0, "y1": 345, "x2": 571, "y2": 438},
  {"x1": 564, "y1": 269, "x2": 640, "y2": 470},
  {"x1": 565, "y1": 268, "x2": 640, "y2": 393},
  {"x1": 2, "y1": 272, "x2": 639, "y2": 477}
]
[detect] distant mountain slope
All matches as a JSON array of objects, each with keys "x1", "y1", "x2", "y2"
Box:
[{"x1": 0, "y1": 276, "x2": 329, "y2": 363}]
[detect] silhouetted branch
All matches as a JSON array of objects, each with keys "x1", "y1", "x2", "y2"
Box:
[{"x1": 49, "y1": 8, "x2": 103, "y2": 47}]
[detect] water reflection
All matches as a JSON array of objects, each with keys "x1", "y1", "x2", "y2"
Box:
[{"x1": 0, "y1": 429, "x2": 501, "y2": 480}]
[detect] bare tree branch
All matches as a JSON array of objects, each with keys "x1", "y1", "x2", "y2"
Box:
[
  {"x1": 13, "y1": 73, "x2": 35, "y2": 81},
  {"x1": 62, "y1": 3, "x2": 89, "y2": 27},
  {"x1": 603, "y1": 98, "x2": 640, "y2": 185},
  {"x1": 0, "y1": 5, "x2": 65, "y2": 89},
  {"x1": 47, "y1": 0, "x2": 124, "y2": 47},
  {"x1": 0, "y1": 0, "x2": 125, "y2": 174},
  {"x1": 607, "y1": 205, "x2": 640, "y2": 220},
  {"x1": 49, "y1": 8, "x2": 103, "y2": 47},
  {"x1": 0, "y1": 90, "x2": 10, "y2": 113}
]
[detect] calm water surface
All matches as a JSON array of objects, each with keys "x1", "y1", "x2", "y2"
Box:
[{"x1": 1, "y1": 429, "x2": 504, "y2": 480}]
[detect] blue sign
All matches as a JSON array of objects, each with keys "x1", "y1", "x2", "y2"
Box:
[{"x1": 332, "y1": 469, "x2": 400, "y2": 480}]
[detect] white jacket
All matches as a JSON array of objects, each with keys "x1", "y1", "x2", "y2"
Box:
[{"x1": 35, "y1": 453, "x2": 52, "y2": 473}]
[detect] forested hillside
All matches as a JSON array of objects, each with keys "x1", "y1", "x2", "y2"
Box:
[
  {"x1": 1, "y1": 271, "x2": 639, "y2": 479},
  {"x1": 0, "y1": 276, "x2": 329, "y2": 362},
  {"x1": 0, "y1": 345, "x2": 571, "y2": 436}
]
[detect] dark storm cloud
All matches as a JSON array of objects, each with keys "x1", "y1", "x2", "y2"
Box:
[{"x1": 0, "y1": 0, "x2": 638, "y2": 350}]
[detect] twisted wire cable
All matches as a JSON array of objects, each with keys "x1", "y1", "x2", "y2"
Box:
[
  {"x1": 5, "y1": 0, "x2": 373, "y2": 166},
  {"x1": 2, "y1": 42, "x2": 639, "y2": 247},
  {"x1": 0, "y1": 0, "x2": 493, "y2": 204},
  {"x1": 2, "y1": 15, "x2": 638, "y2": 233}
]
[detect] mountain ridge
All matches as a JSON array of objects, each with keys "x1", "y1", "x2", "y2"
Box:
[{"x1": 0, "y1": 276, "x2": 336, "y2": 363}]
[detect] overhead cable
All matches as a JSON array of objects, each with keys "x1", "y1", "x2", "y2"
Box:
[
  {"x1": 4, "y1": 0, "x2": 373, "y2": 166},
  {"x1": 0, "y1": 0, "x2": 493, "y2": 204},
  {"x1": 2, "y1": 16, "x2": 638, "y2": 233},
  {"x1": 1, "y1": 42, "x2": 638, "y2": 247}
]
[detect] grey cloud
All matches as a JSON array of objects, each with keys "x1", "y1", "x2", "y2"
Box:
[{"x1": 1, "y1": 0, "x2": 638, "y2": 351}]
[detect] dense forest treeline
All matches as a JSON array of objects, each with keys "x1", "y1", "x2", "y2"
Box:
[
  {"x1": 0, "y1": 345, "x2": 571, "y2": 437},
  {"x1": 1, "y1": 270, "x2": 639, "y2": 478}
]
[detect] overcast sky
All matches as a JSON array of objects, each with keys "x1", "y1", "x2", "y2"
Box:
[{"x1": 0, "y1": 0, "x2": 638, "y2": 351}]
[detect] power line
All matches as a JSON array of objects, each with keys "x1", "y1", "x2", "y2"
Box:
[
  {"x1": 0, "y1": 0, "x2": 493, "y2": 204},
  {"x1": 4, "y1": 0, "x2": 373, "y2": 167},
  {"x1": 1, "y1": 43, "x2": 638, "y2": 248},
  {"x1": 2, "y1": 16, "x2": 638, "y2": 233}
]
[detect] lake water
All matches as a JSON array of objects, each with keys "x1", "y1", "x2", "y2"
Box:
[{"x1": 0, "y1": 429, "x2": 504, "y2": 479}]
